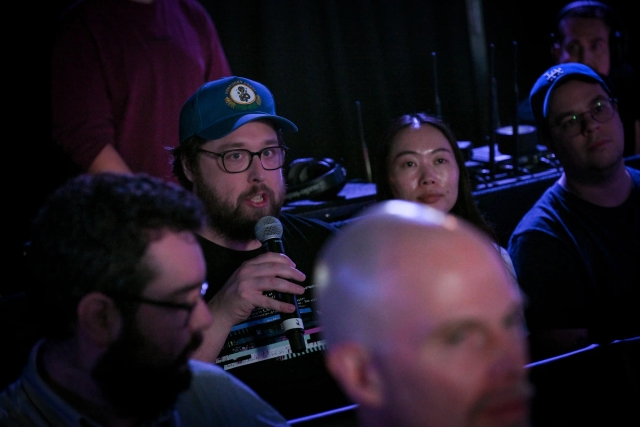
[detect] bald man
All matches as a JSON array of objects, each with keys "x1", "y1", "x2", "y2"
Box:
[{"x1": 314, "y1": 200, "x2": 533, "y2": 427}]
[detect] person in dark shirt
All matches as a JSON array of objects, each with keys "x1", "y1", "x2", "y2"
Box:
[
  {"x1": 508, "y1": 63, "x2": 640, "y2": 361},
  {"x1": 170, "y1": 76, "x2": 351, "y2": 420}
]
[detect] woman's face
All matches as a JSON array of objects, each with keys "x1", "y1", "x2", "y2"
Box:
[{"x1": 387, "y1": 123, "x2": 459, "y2": 213}]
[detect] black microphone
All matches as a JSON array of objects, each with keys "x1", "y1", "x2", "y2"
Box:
[{"x1": 254, "y1": 216, "x2": 307, "y2": 353}]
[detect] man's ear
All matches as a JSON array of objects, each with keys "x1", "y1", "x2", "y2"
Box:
[
  {"x1": 76, "y1": 292, "x2": 122, "y2": 346},
  {"x1": 325, "y1": 343, "x2": 384, "y2": 407},
  {"x1": 181, "y1": 156, "x2": 196, "y2": 183}
]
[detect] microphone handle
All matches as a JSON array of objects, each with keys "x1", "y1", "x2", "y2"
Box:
[{"x1": 264, "y1": 238, "x2": 307, "y2": 353}]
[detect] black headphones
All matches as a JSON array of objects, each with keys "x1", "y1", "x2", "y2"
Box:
[
  {"x1": 551, "y1": 1, "x2": 627, "y2": 65},
  {"x1": 285, "y1": 157, "x2": 347, "y2": 203}
]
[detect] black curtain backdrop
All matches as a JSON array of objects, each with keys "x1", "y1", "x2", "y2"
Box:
[
  {"x1": 6, "y1": 0, "x2": 636, "y2": 291},
  {"x1": 202, "y1": 0, "x2": 485, "y2": 181}
]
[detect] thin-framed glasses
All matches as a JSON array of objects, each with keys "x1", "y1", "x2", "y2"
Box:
[
  {"x1": 111, "y1": 282, "x2": 208, "y2": 327},
  {"x1": 198, "y1": 146, "x2": 288, "y2": 173},
  {"x1": 551, "y1": 98, "x2": 617, "y2": 137}
]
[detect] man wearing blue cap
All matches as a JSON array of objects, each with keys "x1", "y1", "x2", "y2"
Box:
[
  {"x1": 170, "y1": 76, "x2": 350, "y2": 420},
  {"x1": 508, "y1": 63, "x2": 640, "y2": 360},
  {"x1": 517, "y1": 1, "x2": 639, "y2": 157}
]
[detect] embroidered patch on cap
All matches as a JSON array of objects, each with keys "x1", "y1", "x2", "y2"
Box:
[
  {"x1": 543, "y1": 67, "x2": 564, "y2": 83},
  {"x1": 225, "y1": 80, "x2": 262, "y2": 110}
]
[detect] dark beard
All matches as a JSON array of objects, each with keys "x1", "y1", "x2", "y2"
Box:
[
  {"x1": 194, "y1": 171, "x2": 285, "y2": 241},
  {"x1": 92, "y1": 321, "x2": 203, "y2": 419}
]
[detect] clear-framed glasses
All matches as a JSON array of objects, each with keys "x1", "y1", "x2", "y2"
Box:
[
  {"x1": 198, "y1": 146, "x2": 288, "y2": 173},
  {"x1": 551, "y1": 98, "x2": 617, "y2": 137},
  {"x1": 110, "y1": 282, "x2": 208, "y2": 327}
]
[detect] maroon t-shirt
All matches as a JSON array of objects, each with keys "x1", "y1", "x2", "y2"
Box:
[{"x1": 51, "y1": 0, "x2": 232, "y2": 183}]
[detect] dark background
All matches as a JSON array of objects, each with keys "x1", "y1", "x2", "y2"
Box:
[
  {"x1": 6, "y1": 0, "x2": 637, "y2": 291},
  {"x1": 200, "y1": 0, "x2": 636, "y2": 178}
]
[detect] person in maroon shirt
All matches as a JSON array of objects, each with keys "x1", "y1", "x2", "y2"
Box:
[{"x1": 51, "y1": 0, "x2": 232, "y2": 183}]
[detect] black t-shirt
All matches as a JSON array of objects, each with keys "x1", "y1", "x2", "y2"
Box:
[
  {"x1": 508, "y1": 168, "x2": 640, "y2": 344},
  {"x1": 197, "y1": 213, "x2": 351, "y2": 420}
]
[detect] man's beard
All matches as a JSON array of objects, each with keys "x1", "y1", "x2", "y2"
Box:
[
  {"x1": 92, "y1": 320, "x2": 203, "y2": 419},
  {"x1": 194, "y1": 170, "x2": 285, "y2": 241}
]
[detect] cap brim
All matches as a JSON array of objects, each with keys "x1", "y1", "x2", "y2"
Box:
[{"x1": 197, "y1": 113, "x2": 298, "y2": 141}]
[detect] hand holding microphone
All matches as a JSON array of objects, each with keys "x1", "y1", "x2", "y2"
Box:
[{"x1": 255, "y1": 216, "x2": 307, "y2": 353}]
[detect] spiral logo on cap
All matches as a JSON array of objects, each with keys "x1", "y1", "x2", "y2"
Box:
[{"x1": 225, "y1": 80, "x2": 262, "y2": 110}]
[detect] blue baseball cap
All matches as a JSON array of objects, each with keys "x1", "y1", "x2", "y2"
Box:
[
  {"x1": 529, "y1": 63, "x2": 612, "y2": 130},
  {"x1": 179, "y1": 76, "x2": 298, "y2": 143}
]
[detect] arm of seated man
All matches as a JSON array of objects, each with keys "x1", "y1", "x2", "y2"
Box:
[{"x1": 192, "y1": 251, "x2": 306, "y2": 362}]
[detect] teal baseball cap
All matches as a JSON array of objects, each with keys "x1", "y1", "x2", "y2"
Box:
[{"x1": 179, "y1": 76, "x2": 298, "y2": 143}]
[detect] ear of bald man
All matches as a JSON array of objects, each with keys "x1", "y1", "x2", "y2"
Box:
[{"x1": 325, "y1": 342, "x2": 384, "y2": 407}]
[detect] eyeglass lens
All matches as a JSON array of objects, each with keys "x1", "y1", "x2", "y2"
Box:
[
  {"x1": 222, "y1": 147, "x2": 285, "y2": 172},
  {"x1": 559, "y1": 99, "x2": 615, "y2": 136}
]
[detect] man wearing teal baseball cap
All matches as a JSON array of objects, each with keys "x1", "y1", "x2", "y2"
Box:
[
  {"x1": 508, "y1": 63, "x2": 640, "y2": 361},
  {"x1": 170, "y1": 76, "x2": 351, "y2": 420}
]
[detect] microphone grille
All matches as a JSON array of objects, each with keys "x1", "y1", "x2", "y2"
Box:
[{"x1": 254, "y1": 216, "x2": 283, "y2": 242}]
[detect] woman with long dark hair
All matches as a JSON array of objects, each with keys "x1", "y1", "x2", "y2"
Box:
[{"x1": 375, "y1": 112, "x2": 516, "y2": 278}]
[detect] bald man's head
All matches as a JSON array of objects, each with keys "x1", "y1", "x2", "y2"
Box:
[
  {"x1": 315, "y1": 200, "x2": 514, "y2": 349},
  {"x1": 314, "y1": 200, "x2": 530, "y2": 427}
]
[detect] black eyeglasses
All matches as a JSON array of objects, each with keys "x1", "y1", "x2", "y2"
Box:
[
  {"x1": 551, "y1": 98, "x2": 617, "y2": 137},
  {"x1": 111, "y1": 282, "x2": 208, "y2": 327},
  {"x1": 198, "y1": 146, "x2": 288, "y2": 173}
]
